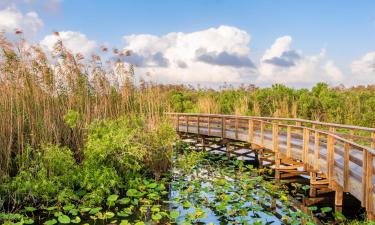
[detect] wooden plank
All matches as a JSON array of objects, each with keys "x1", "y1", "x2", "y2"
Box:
[
  {"x1": 365, "y1": 152, "x2": 373, "y2": 214},
  {"x1": 248, "y1": 119, "x2": 254, "y2": 143},
  {"x1": 208, "y1": 116, "x2": 211, "y2": 136},
  {"x1": 177, "y1": 115, "x2": 180, "y2": 132},
  {"x1": 327, "y1": 132, "x2": 335, "y2": 188},
  {"x1": 362, "y1": 150, "x2": 368, "y2": 207},
  {"x1": 303, "y1": 128, "x2": 310, "y2": 166},
  {"x1": 314, "y1": 131, "x2": 320, "y2": 171},
  {"x1": 197, "y1": 116, "x2": 200, "y2": 135},
  {"x1": 235, "y1": 117, "x2": 239, "y2": 139},
  {"x1": 221, "y1": 117, "x2": 225, "y2": 138},
  {"x1": 287, "y1": 126, "x2": 292, "y2": 158},
  {"x1": 344, "y1": 142, "x2": 350, "y2": 192},
  {"x1": 260, "y1": 121, "x2": 265, "y2": 146}
]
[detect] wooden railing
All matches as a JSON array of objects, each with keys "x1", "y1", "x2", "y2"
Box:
[{"x1": 166, "y1": 112, "x2": 375, "y2": 219}]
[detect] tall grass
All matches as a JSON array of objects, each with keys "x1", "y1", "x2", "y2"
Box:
[{"x1": 0, "y1": 33, "x2": 169, "y2": 175}]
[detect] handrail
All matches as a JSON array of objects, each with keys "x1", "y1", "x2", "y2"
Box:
[
  {"x1": 167, "y1": 112, "x2": 375, "y2": 219},
  {"x1": 166, "y1": 112, "x2": 375, "y2": 148},
  {"x1": 165, "y1": 112, "x2": 375, "y2": 132}
]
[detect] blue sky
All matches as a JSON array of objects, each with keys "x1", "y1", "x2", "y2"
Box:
[{"x1": 2, "y1": 0, "x2": 375, "y2": 87}]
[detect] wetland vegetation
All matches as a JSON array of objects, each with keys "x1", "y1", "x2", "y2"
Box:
[{"x1": 0, "y1": 34, "x2": 375, "y2": 224}]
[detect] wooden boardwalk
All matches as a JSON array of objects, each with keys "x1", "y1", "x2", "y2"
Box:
[{"x1": 167, "y1": 113, "x2": 375, "y2": 219}]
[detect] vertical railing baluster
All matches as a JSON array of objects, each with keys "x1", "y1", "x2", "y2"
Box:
[
  {"x1": 287, "y1": 126, "x2": 291, "y2": 158},
  {"x1": 208, "y1": 116, "x2": 211, "y2": 136},
  {"x1": 362, "y1": 150, "x2": 368, "y2": 207},
  {"x1": 248, "y1": 119, "x2": 254, "y2": 143},
  {"x1": 313, "y1": 131, "x2": 320, "y2": 171},
  {"x1": 260, "y1": 121, "x2": 264, "y2": 146},
  {"x1": 177, "y1": 115, "x2": 180, "y2": 132},
  {"x1": 365, "y1": 152, "x2": 373, "y2": 217},
  {"x1": 303, "y1": 128, "x2": 310, "y2": 168},
  {"x1": 343, "y1": 142, "x2": 350, "y2": 192},
  {"x1": 235, "y1": 117, "x2": 239, "y2": 139},
  {"x1": 197, "y1": 116, "x2": 200, "y2": 135},
  {"x1": 186, "y1": 115, "x2": 189, "y2": 133},
  {"x1": 327, "y1": 132, "x2": 335, "y2": 188}
]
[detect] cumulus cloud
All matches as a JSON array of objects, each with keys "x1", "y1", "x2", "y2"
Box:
[
  {"x1": 350, "y1": 52, "x2": 375, "y2": 84},
  {"x1": 257, "y1": 36, "x2": 343, "y2": 86},
  {"x1": 195, "y1": 48, "x2": 255, "y2": 68},
  {"x1": 121, "y1": 26, "x2": 256, "y2": 84},
  {"x1": 0, "y1": 6, "x2": 43, "y2": 35},
  {"x1": 40, "y1": 31, "x2": 98, "y2": 56}
]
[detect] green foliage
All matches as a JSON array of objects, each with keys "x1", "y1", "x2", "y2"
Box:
[
  {"x1": 0, "y1": 145, "x2": 78, "y2": 207},
  {"x1": 63, "y1": 110, "x2": 82, "y2": 129},
  {"x1": 175, "y1": 151, "x2": 206, "y2": 174}
]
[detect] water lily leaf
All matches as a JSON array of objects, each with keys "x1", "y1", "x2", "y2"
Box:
[
  {"x1": 151, "y1": 213, "x2": 162, "y2": 221},
  {"x1": 71, "y1": 216, "x2": 81, "y2": 224},
  {"x1": 151, "y1": 206, "x2": 160, "y2": 212},
  {"x1": 79, "y1": 207, "x2": 91, "y2": 213},
  {"x1": 104, "y1": 211, "x2": 115, "y2": 219},
  {"x1": 69, "y1": 209, "x2": 78, "y2": 216},
  {"x1": 170, "y1": 210, "x2": 179, "y2": 219},
  {"x1": 107, "y1": 194, "x2": 119, "y2": 202},
  {"x1": 24, "y1": 207, "x2": 37, "y2": 212},
  {"x1": 45, "y1": 206, "x2": 57, "y2": 211},
  {"x1": 320, "y1": 207, "x2": 332, "y2": 213},
  {"x1": 119, "y1": 220, "x2": 130, "y2": 225},
  {"x1": 126, "y1": 189, "x2": 139, "y2": 197},
  {"x1": 58, "y1": 215, "x2": 71, "y2": 224},
  {"x1": 118, "y1": 198, "x2": 131, "y2": 205},
  {"x1": 182, "y1": 201, "x2": 191, "y2": 209},
  {"x1": 54, "y1": 211, "x2": 62, "y2": 217},
  {"x1": 89, "y1": 207, "x2": 102, "y2": 215},
  {"x1": 308, "y1": 206, "x2": 318, "y2": 211},
  {"x1": 134, "y1": 222, "x2": 145, "y2": 225},
  {"x1": 63, "y1": 205, "x2": 75, "y2": 211},
  {"x1": 334, "y1": 211, "x2": 346, "y2": 221},
  {"x1": 147, "y1": 183, "x2": 158, "y2": 189},
  {"x1": 43, "y1": 219, "x2": 57, "y2": 225},
  {"x1": 24, "y1": 218, "x2": 34, "y2": 224}
]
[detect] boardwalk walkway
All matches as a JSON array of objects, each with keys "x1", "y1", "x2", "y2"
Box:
[{"x1": 167, "y1": 113, "x2": 375, "y2": 219}]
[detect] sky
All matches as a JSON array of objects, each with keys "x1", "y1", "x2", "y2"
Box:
[{"x1": 1, "y1": 0, "x2": 375, "y2": 88}]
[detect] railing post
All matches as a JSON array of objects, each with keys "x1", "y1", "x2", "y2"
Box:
[
  {"x1": 235, "y1": 117, "x2": 239, "y2": 139},
  {"x1": 343, "y1": 142, "x2": 350, "y2": 192},
  {"x1": 221, "y1": 117, "x2": 225, "y2": 138},
  {"x1": 197, "y1": 116, "x2": 200, "y2": 135},
  {"x1": 372, "y1": 132, "x2": 375, "y2": 149},
  {"x1": 186, "y1": 116, "x2": 189, "y2": 133},
  {"x1": 313, "y1": 131, "x2": 320, "y2": 171},
  {"x1": 287, "y1": 125, "x2": 291, "y2": 158},
  {"x1": 248, "y1": 119, "x2": 254, "y2": 143},
  {"x1": 208, "y1": 116, "x2": 211, "y2": 136},
  {"x1": 365, "y1": 151, "x2": 374, "y2": 218},
  {"x1": 273, "y1": 122, "x2": 280, "y2": 181},
  {"x1": 176, "y1": 115, "x2": 180, "y2": 132},
  {"x1": 362, "y1": 150, "x2": 368, "y2": 207},
  {"x1": 260, "y1": 121, "x2": 264, "y2": 146},
  {"x1": 273, "y1": 122, "x2": 279, "y2": 153},
  {"x1": 303, "y1": 128, "x2": 310, "y2": 168},
  {"x1": 327, "y1": 133, "x2": 335, "y2": 189}
]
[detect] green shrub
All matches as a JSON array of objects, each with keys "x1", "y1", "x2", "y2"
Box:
[{"x1": 0, "y1": 145, "x2": 78, "y2": 207}]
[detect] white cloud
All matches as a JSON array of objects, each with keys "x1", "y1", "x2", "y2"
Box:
[
  {"x1": 0, "y1": 6, "x2": 43, "y2": 35},
  {"x1": 351, "y1": 52, "x2": 375, "y2": 74},
  {"x1": 121, "y1": 26, "x2": 256, "y2": 85},
  {"x1": 257, "y1": 36, "x2": 343, "y2": 86},
  {"x1": 40, "y1": 31, "x2": 98, "y2": 56}
]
